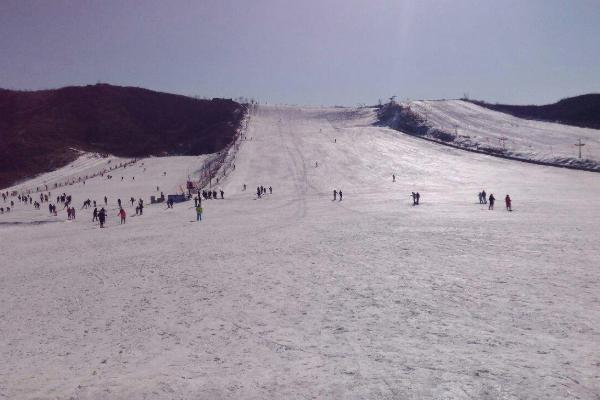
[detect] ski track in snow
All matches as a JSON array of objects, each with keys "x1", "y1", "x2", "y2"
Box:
[{"x1": 1, "y1": 105, "x2": 600, "y2": 399}]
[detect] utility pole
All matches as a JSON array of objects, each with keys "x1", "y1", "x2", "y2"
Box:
[
  {"x1": 499, "y1": 137, "x2": 508, "y2": 151},
  {"x1": 575, "y1": 138, "x2": 585, "y2": 159}
]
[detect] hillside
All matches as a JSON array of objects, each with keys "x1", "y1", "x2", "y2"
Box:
[
  {"x1": 0, "y1": 84, "x2": 246, "y2": 189},
  {"x1": 378, "y1": 100, "x2": 600, "y2": 171},
  {"x1": 467, "y1": 94, "x2": 600, "y2": 129}
]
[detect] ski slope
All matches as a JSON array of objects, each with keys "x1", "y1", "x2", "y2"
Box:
[
  {"x1": 1, "y1": 105, "x2": 600, "y2": 399},
  {"x1": 405, "y1": 100, "x2": 600, "y2": 166}
]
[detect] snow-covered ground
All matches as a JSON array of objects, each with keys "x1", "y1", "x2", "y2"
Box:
[
  {"x1": 1, "y1": 105, "x2": 599, "y2": 399},
  {"x1": 405, "y1": 100, "x2": 600, "y2": 166},
  {"x1": 8, "y1": 152, "x2": 130, "y2": 194}
]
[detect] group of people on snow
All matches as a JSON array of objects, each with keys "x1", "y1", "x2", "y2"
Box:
[
  {"x1": 256, "y1": 186, "x2": 272, "y2": 198},
  {"x1": 479, "y1": 190, "x2": 512, "y2": 211},
  {"x1": 66, "y1": 206, "x2": 76, "y2": 220},
  {"x1": 3, "y1": 160, "x2": 521, "y2": 232},
  {"x1": 201, "y1": 189, "x2": 224, "y2": 200},
  {"x1": 411, "y1": 192, "x2": 421, "y2": 205}
]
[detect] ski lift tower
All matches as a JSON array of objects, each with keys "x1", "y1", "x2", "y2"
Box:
[{"x1": 574, "y1": 139, "x2": 585, "y2": 159}]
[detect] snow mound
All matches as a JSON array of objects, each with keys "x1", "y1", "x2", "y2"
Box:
[{"x1": 383, "y1": 100, "x2": 600, "y2": 170}]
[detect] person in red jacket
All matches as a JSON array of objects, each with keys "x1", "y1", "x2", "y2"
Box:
[
  {"x1": 118, "y1": 207, "x2": 127, "y2": 224},
  {"x1": 505, "y1": 194, "x2": 512, "y2": 211}
]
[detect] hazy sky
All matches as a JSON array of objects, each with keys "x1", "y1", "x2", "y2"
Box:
[{"x1": 1, "y1": 0, "x2": 599, "y2": 105}]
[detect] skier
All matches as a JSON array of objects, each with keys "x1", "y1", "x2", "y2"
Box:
[
  {"x1": 411, "y1": 192, "x2": 417, "y2": 205},
  {"x1": 257, "y1": 187, "x2": 261, "y2": 198},
  {"x1": 269, "y1": 186, "x2": 272, "y2": 194},
  {"x1": 220, "y1": 189, "x2": 224, "y2": 199},
  {"x1": 130, "y1": 197, "x2": 135, "y2": 206},
  {"x1": 333, "y1": 190, "x2": 337, "y2": 200},
  {"x1": 482, "y1": 190, "x2": 487, "y2": 204},
  {"x1": 118, "y1": 208, "x2": 126, "y2": 224},
  {"x1": 478, "y1": 192, "x2": 483, "y2": 204},
  {"x1": 196, "y1": 204, "x2": 203, "y2": 221},
  {"x1": 104, "y1": 196, "x2": 107, "y2": 205},
  {"x1": 138, "y1": 199, "x2": 144, "y2": 215},
  {"x1": 92, "y1": 207, "x2": 98, "y2": 222},
  {"x1": 393, "y1": 174, "x2": 395, "y2": 182},
  {"x1": 339, "y1": 190, "x2": 343, "y2": 201},
  {"x1": 416, "y1": 192, "x2": 420, "y2": 205},
  {"x1": 98, "y1": 208, "x2": 107, "y2": 228},
  {"x1": 243, "y1": 184, "x2": 246, "y2": 191},
  {"x1": 117, "y1": 198, "x2": 122, "y2": 208},
  {"x1": 505, "y1": 194, "x2": 512, "y2": 211},
  {"x1": 488, "y1": 194, "x2": 495, "y2": 210}
]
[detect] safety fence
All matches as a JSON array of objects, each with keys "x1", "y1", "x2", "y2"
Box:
[{"x1": 187, "y1": 105, "x2": 254, "y2": 192}]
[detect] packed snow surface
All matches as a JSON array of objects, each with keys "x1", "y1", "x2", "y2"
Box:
[
  {"x1": 1, "y1": 106, "x2": 599, "y2": 399},
  {"x1": 406, "y1": 100, "x2": 600, "y2": 165}
]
